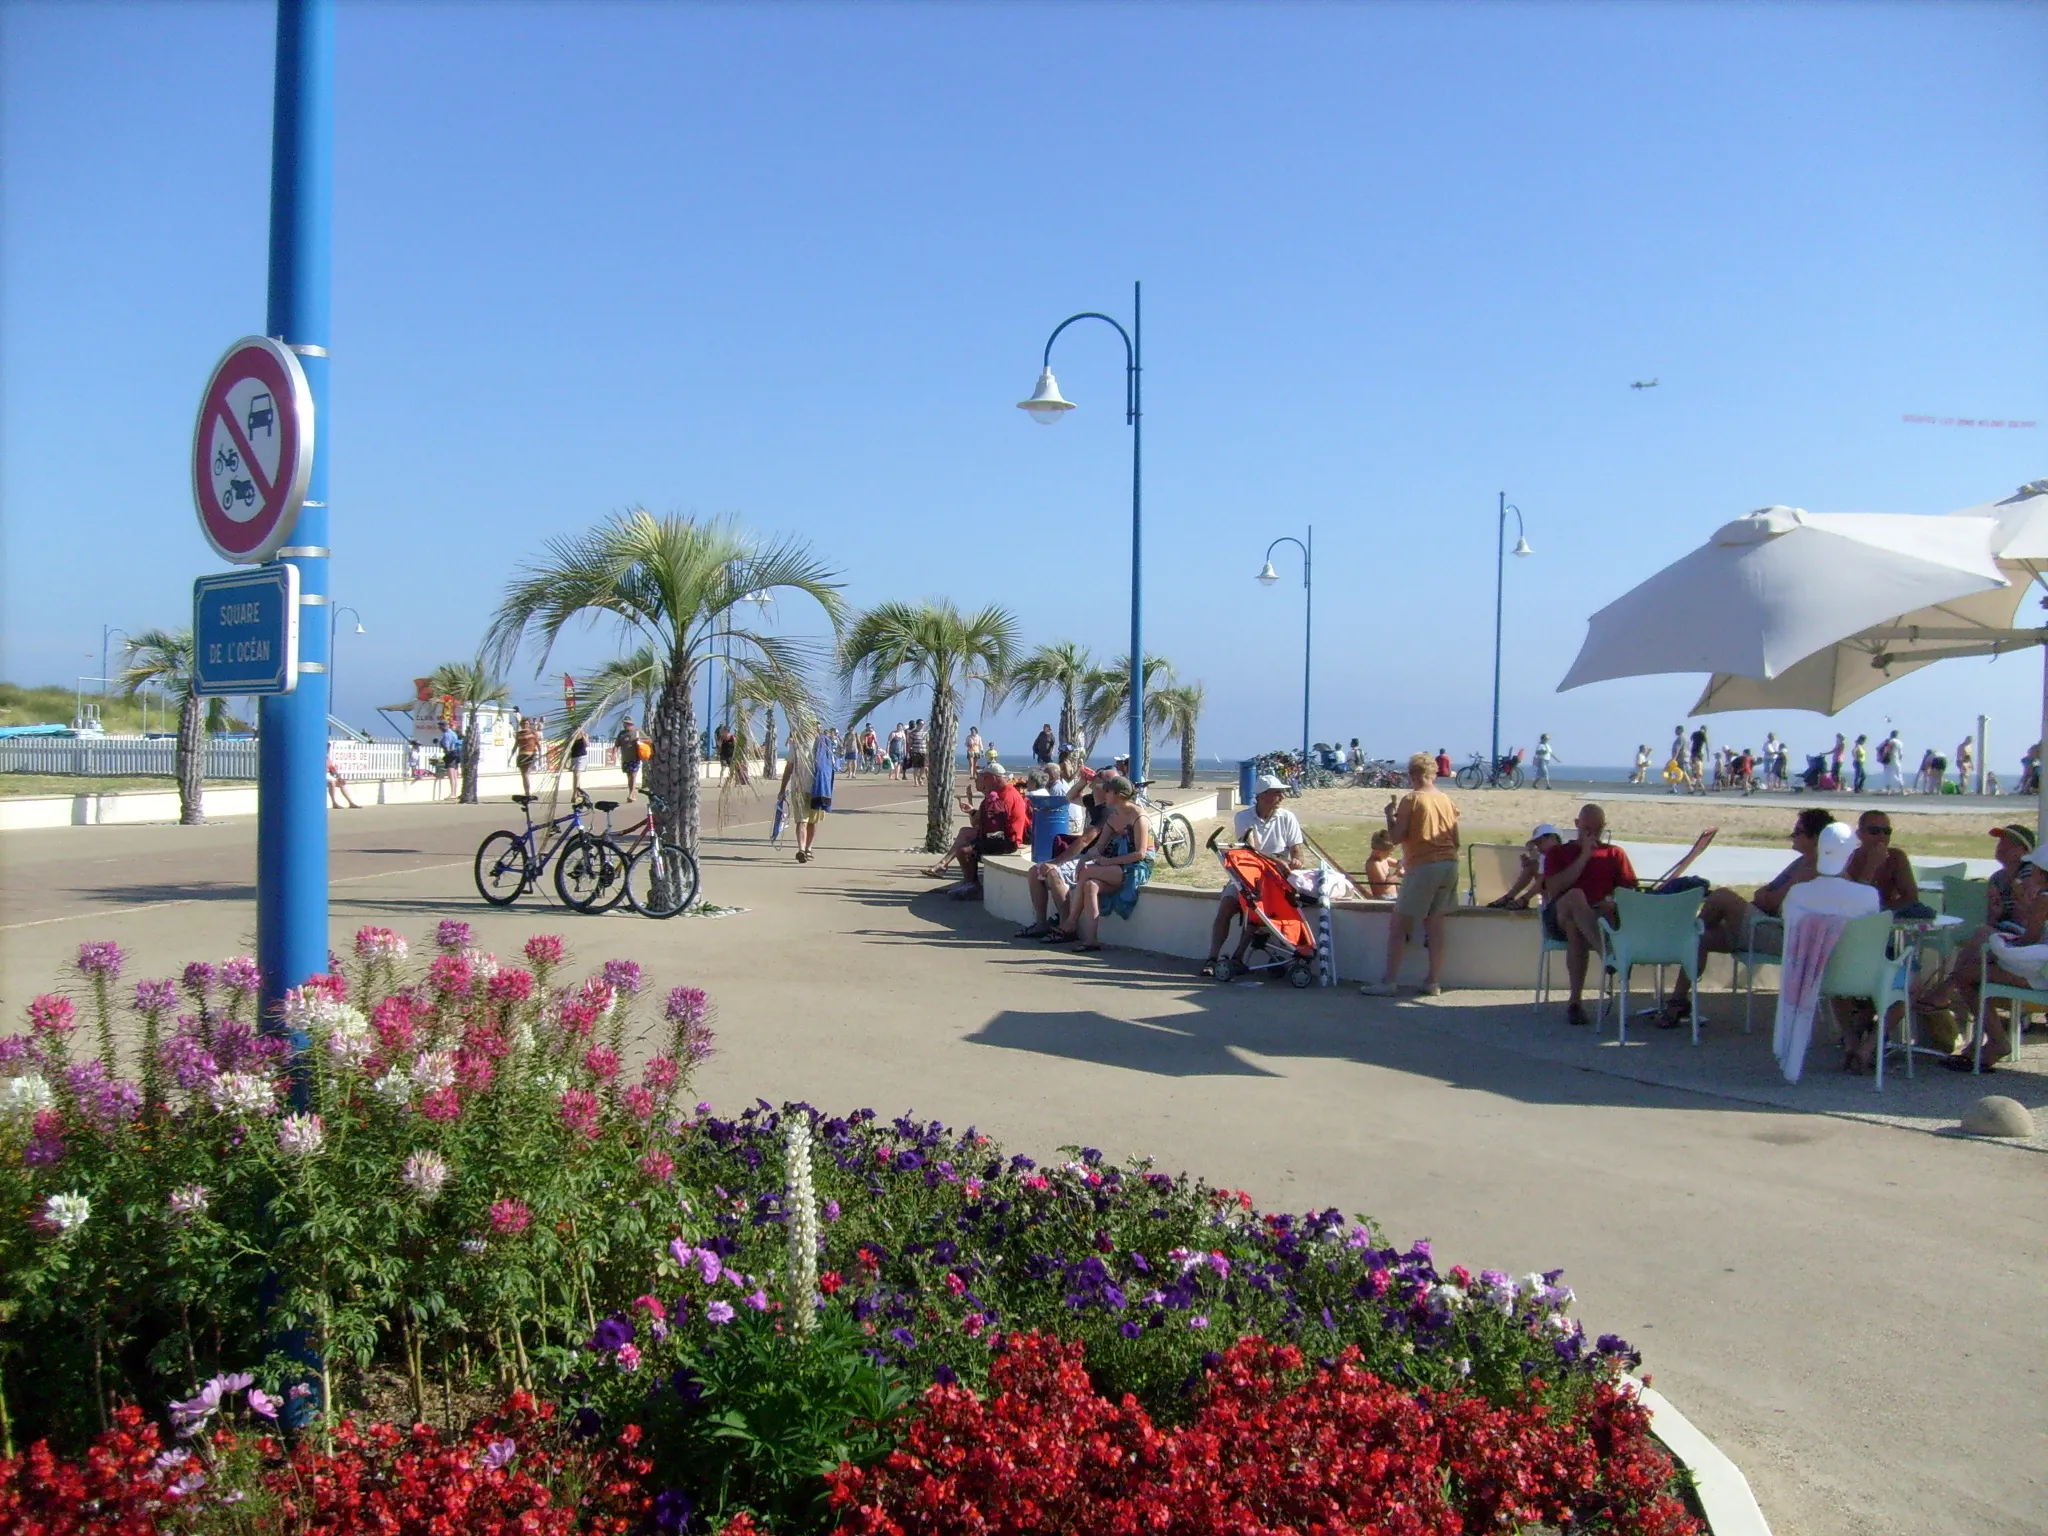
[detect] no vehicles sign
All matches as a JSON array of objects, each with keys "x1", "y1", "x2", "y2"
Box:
[{"x1": 190, "y1": 336, "x2": 315, "y2": 563}]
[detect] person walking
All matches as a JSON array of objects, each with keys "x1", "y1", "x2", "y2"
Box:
[
  {"x1": 439, "y1": 722, "x2": 462, "y2": 800},
  {"x1": 567, "y1": 727, "x2": 589, "y2": 798},
  {"x1": 1032, "y1": 723, "x2": 1056, "y2": 768},
  {"x1": 1830, "y1": 733, "x2": 1848, "y2": 792},
  {"x1": 615, "y1": 716, "x2": 644, "y2": 802},
  {"x1": 1877, "y1": 729, "x2": 1905, "y2": 793},
  {"x1": 1631, "y1": 744, "x2": 1650, "y2": 785},
  {"x1": 514, "y1": 712, "x2": 543, "y2": 799},
  {"x1": 1359, "y1": 753, "x2": 1461, "y2": 998},
  {"x1": 1533, "y1": 733, "x2": 1557, "y2": 789},
  {"x1": 1852, "y1": 733, "x2": 1869, "y2": 793},
  {"x1": 1687, "y1": 724, "x2": 1709, "y2": 793},
  {"x1": 1956, "y1": 736, "x2": 1974, "y2": 793},
  {"x1": 888, "y1": 722, "x2": 907, "y2": 780},
  {"x1": 905, "y1": 719, "x2": 927, "y2": 786},
  {"x1": 780, "y1": 726, "x2": 837, "y2": 863}
]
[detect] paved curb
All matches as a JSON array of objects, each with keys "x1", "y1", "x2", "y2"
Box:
[{"x1": 1639, "y1": 1386, "x2": 1773, "y2": 1535}]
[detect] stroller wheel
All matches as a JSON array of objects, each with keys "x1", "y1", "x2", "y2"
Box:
[
  {"x1": 1288, "y1": 962, "x2": 1314, "y2": 989},
  {"x1": 1212, "y1": 957, "x2": 1235, "y2": 983}
]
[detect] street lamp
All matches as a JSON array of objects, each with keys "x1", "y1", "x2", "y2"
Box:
[
  {"x1": 1256, "y1": 528, "x2": 1312, "y2": 774},
  {"x1": 330, "y1": 606, "x2": 365, "y2": 728},
  {"x1": 1490, "y1": 494, "x2": 1533, "y2": 780},
  {"x1": 1019, "y1": 281, "x2": 1144, "y2": 775},
  {"x1": 100, "y1": 626, "x2": 129, "y2": 701}
]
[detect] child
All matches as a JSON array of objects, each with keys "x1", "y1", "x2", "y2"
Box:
[{"x1": 1362, "y1": 830, "x2": 1402, "y2": 899}]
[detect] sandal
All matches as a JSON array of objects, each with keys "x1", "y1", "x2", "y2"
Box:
[
  {"x1": 1041, "y1": 929, "x2": 1078, "y2": 944},
  {"x1": 1078, "y1": 943, "x2": 1103, "y2": 952},
  {"x1": 1198, "y1": 960, "x2": 1219, "y2": 978},
  {"x1": 1016, "y1": 922, "x2": 1051, "y2": 940},
  {"x1": 1654, "y1": 999, "x2": 1691, "y2": 1030}
]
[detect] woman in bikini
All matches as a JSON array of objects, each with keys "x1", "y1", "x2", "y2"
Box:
[{"x1": 1033, "y1": 775, "x2": 1150, "y2": 951}]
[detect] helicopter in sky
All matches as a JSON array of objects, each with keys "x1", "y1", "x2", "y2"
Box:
[{"x1": 1631, "y1": 378, "x2": 1660, "y2": 390}]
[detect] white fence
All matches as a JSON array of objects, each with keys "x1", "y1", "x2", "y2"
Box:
[{"x1": 0, "y1": 737, "x2": 411, "y2": 780}]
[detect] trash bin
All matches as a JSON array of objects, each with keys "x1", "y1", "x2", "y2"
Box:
[
  {"x1": 1238, "y1": 759, "x2": 1258, "y2": 807},
  {"x1": 1029, "y1": 792, "x2": 1068, "y2": 863}
]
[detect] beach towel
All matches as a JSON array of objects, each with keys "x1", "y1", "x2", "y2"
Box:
[
  {"x1": 1988, "y1": 937, "x2": 2048, "y2": 990},
  {"x1": 1773, "y1": 912, "x2": 1852, "y2": 1083}
]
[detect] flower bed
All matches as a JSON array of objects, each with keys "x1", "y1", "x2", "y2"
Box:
[{"x1": 0, "y1": 927, "x2": 1701, "y2": 1533}]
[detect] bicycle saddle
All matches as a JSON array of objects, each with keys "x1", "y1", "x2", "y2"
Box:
[
  {"x1": 510, "y1": 794, "x2": 535, "y2": 806},
  {"x1": 1133, "y1": 778, "x2": 1155, "y2": 789},
  {"x1": 594, "y1": 800, "x2": 618, "y2": 812}
]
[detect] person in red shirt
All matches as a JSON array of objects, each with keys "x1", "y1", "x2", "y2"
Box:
[
  {"x1": 1434, "y1": 748, "x2": 1453, "y2": 781},
  {"x1": 927, "y1": 770, "x2": 1030, "y2": 897},
  {"x1": 1541, "y1": 802, "x2": 1639, "y2": 1026}
]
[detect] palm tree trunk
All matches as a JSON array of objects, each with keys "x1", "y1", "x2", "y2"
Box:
[
  {"x1": 176, "y1": 693, "x2": 205, "y2": 824},
  {"x1": 650, "y1": 655, "x2": 699, "y2": 855},
  {"x1": 761, "y1": 706, "x2": 777, "y2": 782},
  {"x1": 1060, "y1": 687, "x2": 1081, "y2": 758},
  {"x1": 924, "y1": 689, "x2": 957, "y2": 854},
  {"x1": 460, "y1": 708, "x2": 482, "y2": 804},
  {"x1": 1179, "y1": 725, "x2": 1196, "y2": 789}
]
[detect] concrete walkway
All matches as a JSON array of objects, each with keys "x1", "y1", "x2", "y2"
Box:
[{"x1": 1, "y1": 781, "x2": 2041, "y2": 1535}]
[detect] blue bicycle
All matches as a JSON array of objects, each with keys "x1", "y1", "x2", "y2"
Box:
[{"x1": 472, "y1": 791, "x2": 595, "y2": 907}]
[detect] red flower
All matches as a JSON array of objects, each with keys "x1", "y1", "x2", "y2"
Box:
[
  {"x1": 820, "y1": 1271, "x2": 844, "y2": 1296},
  {"x1": 419, "y1": 1085, "x2": 463, "y2": 1122}
]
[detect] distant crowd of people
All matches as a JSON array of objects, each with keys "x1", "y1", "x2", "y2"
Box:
[{"x1": 1630, "y1": 725, "x2": 1996, "y2": 797}]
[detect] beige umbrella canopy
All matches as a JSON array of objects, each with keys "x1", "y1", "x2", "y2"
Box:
[{"x1": 1690, "y1": 482, "x2": 2048, "y2": 716}]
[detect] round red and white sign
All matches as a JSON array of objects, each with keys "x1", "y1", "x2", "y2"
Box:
[{"x1": 190, "y1": 336, "x2": 315, "y2": 563}]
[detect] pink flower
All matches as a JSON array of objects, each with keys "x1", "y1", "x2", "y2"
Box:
[
  {"x1": 945, "y1": 1272, "x2": 966, "y2": 1297},
  {"x1": 353, "y1": 926, "x2": 408, "y2": 961},
  {"x1": 487, "y1": 968, "x2": 535, "y2": 1005},
  {"x1": 601, "y1": 959, "x2": 642, "y2": 997},
  {"x1": 556, "y1": 1000, "x2": 599, "y2": 1040},
  {"x1": 1022, "y1": 1174, "x2": 1050, "y2": 1192},
  {"x1": 220, "y1": 958, "x2": 261, "y2": 996},
  {"x1": 488, "y1": 1199, "x2": 532, "y2": 1236},
  {"x1": 419, "y1": 1086, "x2": 463, "y2": 1123},
  {"x1": 435, "y1": 920, "x2": 472, "y2": 953},
  {"x1": 682, "y1": 1020, "x2": 716, "y2": 1066},
  {"x1": 427, "y1": 954, "x2": 473, "y2": 997},
  {"x1": 963, "y1": 1313, "x2": 986, "y2": 1338},
  {"x1": 370, "y1": 995, "x2": 420, "y2": 1056},
  {"x1": 181, "y1": 962, "x2": 217, "y2": 998},
  {"x1": 641, "y1": 1056, "x2": 679, "y2": 1093},
  {"x1": 634, "y1": 1295, "x2": 667, "y2": 1322},
  {"x1": 246, "y1": 1388, "x2": 280, "y2": 1420},
  {"x1": 558, "y1": 1088, "x2": 603, "y2": 1141},
  {"x1": 616, "y1": 1342, "x2": 642, "y2": 1372},
  {"x1": 665, "y1": 987, "x2": 707, "y2": 1025},
  {"x1": 621, "y1": 1084, "x2": 656, "y2": 1120},
  {"x1": 523, "y1": 934, "x2": 567, "y2": 969},
  {"x1": 582, "y1": 1046, "x2": 620, "y2": 1081},
  {"x1": 638, "y1": 1149, "x2": 674, "y2": 1183},
  {"x1": 27, "y1": 996, "x2": 75, "y2": 1038}
]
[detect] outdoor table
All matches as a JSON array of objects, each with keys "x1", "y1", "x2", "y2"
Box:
[{"x1": 1893, "y1": 912, "x2": 1965, "y2": 1062}]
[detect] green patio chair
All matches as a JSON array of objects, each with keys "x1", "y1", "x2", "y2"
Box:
[
  {"x1": 1913, "y1": 862, "x2": 1967, "y2": 912},
  {"x1": 1975, "y1": 970, "x2": 2045, "y2": 1073},
  {"x1": 1816, "y1": 910, "x2": 1914, "y2": 1090},
  {"x1": 1596, "y1": 886, "x2": 1705, "y2": 1045},
  {"x1": 1532, "y1": 913, "x2": 1571, "y2": 1012}
]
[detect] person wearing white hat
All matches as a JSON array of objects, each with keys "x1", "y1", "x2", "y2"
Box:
[
  {"x1": 1199, "y1": 775, "x2": 1307, "y2": 976},
  {"x1": 1773, "y1": 822, "x2": 1883, "y2": 1078},
  {"x1": 1486, "y1": 823, "x2": 1566, "y2": 911}
]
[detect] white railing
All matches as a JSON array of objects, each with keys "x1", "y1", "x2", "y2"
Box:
[{"x1": 0, "y1": 738, "x2": 412, "y2": 780}]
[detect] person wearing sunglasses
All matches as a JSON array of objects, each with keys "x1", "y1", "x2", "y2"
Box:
[
  {"x1": 1669, "y1": 807, "x2": 1835, "y2": 1027},
  {"x1": 1844, "y1": 810, "x2": 1935, "y2": 920}
]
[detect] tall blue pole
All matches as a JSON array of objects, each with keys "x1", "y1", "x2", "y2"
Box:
[
  {"x1": 1128, "y1": 281, "x2": 1143, "y2": 779},
  {"x1": 258, "y1": 0, "x2": 333, "y2": 1038},
  {"x1": 1491, "y1": 492, "x2": 1505, "y2": 780}
]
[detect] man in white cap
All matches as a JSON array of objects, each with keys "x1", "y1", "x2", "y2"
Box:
[
  {"x1": 1200, "y1": 775, "x2": 1306, "y2": 976},
  {"x1": 1487, "y1": 822, "x2": 1565, "y2": 910},
  {"x1": 1774, "y1": 821, "x2": 1882, "y2": 1078}
]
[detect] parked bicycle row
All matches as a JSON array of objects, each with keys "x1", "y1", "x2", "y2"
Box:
[{"x1": 472, "y1": 790, "x2": 700, "y2": 918}]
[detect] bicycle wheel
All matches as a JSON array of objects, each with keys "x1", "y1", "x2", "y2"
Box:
[
  {"x1": 1503, "y1": 765, "x2": 1526, "y2": 790},
  {"x1": 1159, "y1": 813, "x2": 1196, "y2": 868},
  {"x1": 473, "y1": 830, "x2": 533, "y2": 906},
  {"x1": 626, "y1": 841, "x2": 700, "y2": 918},
  {"x1": 1455, "y1": 764, "x2": 1485, "y2": 791},
  {"x1": 554, "y1": 831, "x2": 627, "y2": 912}
]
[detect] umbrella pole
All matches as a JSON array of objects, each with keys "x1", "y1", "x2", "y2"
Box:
[{"x1": 2037, "y1": 648, "x2": 2048, "y2": 835}]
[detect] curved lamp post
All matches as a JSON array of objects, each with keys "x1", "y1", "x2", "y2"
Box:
[
  {"x1": 329, "y1": 606, "x2": 364, "y2": 728},
  {"x1": 1491, "y1": 494, "x2": 1533, "y2": 778},
  {"x1": 1019, "y1": 282, "x2": 1143, "y2": 774},
  {"x1": 1256, "y1": 528, "x2": 1312, "y2": 773}
]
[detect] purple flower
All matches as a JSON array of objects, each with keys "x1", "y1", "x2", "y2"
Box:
[
  {"x1": 602, "y1": 959, "x2": 643, "y2": 996},
  {"x1": 168, "y1": 1185, "x2": 209, "y2": 1223},
  {"x1": 705, "y1": 1300, "x2": 735, "y2": 1324},
  {"x1": 64, "y1": 1061, "x2": 141, "y2": 1130},
  {"x1": 182, "y1": 962, "x2": 217, "y2": 998},
  {"x1": 1188, "y1": 1315, "x2": 1209, "y2": 1330},
  {"x1": 1120, "y1": 1321, "x2": 1143, "y2": 1339},
  {"x1": 665, "y1": 987, "x2": 707, "y2": 1025},
  {"x1": 159, "y1": 1031, "x2": 218, "y2": 1091},
  {"x1": 744, "y1": 1289, "x2": 769, "y2": 1311},
  {"x1": 590, "y1": 1315, "x2": 635, "y2": 1352},
  {"x1": 169, "y1": 1372, "x2": 253, "y2": 1436},
  {"x1": 435, "y1": 920, "x2": 472, "y2": 953},
  {"x1": 76, "y1": 941, "x2": 123, "y2": 981},
  {"x1": 0, "y1": 1035, "x2": 32, "y2": 1072},
  {"x1": 220, "y1": 958, "x2": 261, "y2": 996},
  {"x1": 482, "y1": 1437, "x2": 517, "y2": 1471},
  {"x1": 889, "y1": 1326, "x2": 916, "y2": 1348},
  {"x1": 823, "y1": 1199, "x2": 840, "y2": 1223},
  {"x1": 246, "y1": 1388, "x2": 280, "y2": 1420},
  {"x1": 133, "y1": 979, "x2": 178, "y2": 1016}
]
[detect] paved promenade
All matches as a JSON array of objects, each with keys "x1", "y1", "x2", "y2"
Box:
[{"x1": 1, "y1": 778, "x2": 2042, "y2": 1534}]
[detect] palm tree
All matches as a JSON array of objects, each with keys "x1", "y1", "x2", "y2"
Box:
[
  {"x1": 1152, "y1": 682, "x2": 1206, "y2": 788},
  {"x1": 1010, "y1": 640, "x2": 1093, "y2": 758},
  {"x1": 1082, "y1": 653, "x2": 1175, "y2": 781},
  {"x1": 427, "y1": 657, "x2": 511, "y2": 804},
  {"x1": 119, "y1": 629, "x2": 205, "y2": 824},
  {"x1": 487, "y1": 510, "x2": 844, "y2": 855},
  {"x1": 838, "y1": 601, "x2": 1018, "y2": 852}
]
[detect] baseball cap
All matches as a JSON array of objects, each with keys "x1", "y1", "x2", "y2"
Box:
[
  {"x1": 1990, "y1": 824, "x2": 2037, "y2": 851},
  {"x1": 1254, "y1": 773, "x2": 1289, "y2": 794},
  {"x1": 1816, "y1": 823, "x2": 1856, "y2": 877},
  {"x1": 1531, "y1": 823, "x2": 1562, "y2": 841}
]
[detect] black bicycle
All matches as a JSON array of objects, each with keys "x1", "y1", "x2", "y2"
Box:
[
  {"x1": 555, "y1": 792, "x2": 701, "y2": 918},
  {"x1": 473, "y1": 791, "x2": 595, "y2": 907},
  {"x1": 1455, "y1": 749, "x2": 1525, "y2": 791}
]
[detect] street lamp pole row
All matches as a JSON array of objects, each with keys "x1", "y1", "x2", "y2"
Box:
[
  {"x1": 1491, "y1": 493, "x2": 1533, "y2": 780},
  {"x1": 1019, "y1": 281, "x2": 1142, "y2": 777},
  {"x1": 1257, "y1": 530, "x2": 1312, "y2": 774}
]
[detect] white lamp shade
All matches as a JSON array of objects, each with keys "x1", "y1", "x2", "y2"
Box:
[
  {"x1": 1256, "y1": 562, "x2": 1280, "y2": 586},
  {"x1": 1512, "y1": 537, "x2": 1533, "y2": 557},
  {"x1": 353, "y1": 621, "x2": 366, "y2": 633},
  {"x1": 1016, "y1": 366, "x2": 1075, "y2": 423}
]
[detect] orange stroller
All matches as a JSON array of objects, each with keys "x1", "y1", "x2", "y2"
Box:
[{"x1": 1210, "y1": 840, "x2": 1320, "y2": 988}]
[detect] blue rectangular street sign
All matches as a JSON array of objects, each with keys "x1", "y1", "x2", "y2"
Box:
[{"x1": 193, "y1": 565, "x2": 300, "y2": 696}]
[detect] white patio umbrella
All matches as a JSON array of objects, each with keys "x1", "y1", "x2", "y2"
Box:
[
  {"x1": 1558, "y1": 506, "x2": 2008, "y2": 692},
  {"x1": 1689, "y1": 480, "x2": 2048, "y2": 821}
]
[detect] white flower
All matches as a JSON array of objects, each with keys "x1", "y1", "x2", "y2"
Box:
[
  {"x1": 43, "y1": 1191, "x2": 90, "y2": 1235},
  {"x1": 276, "y1": 1112, "x2": 325, "y2": 1157},
  {"x1": 783, "y1": 1114, "x2": 820, "y2": 1334},
  {"x1": 401, "y1": 1149, "x2": 449, "y2": 1202},
  {"x1": 369, "y1": 1069, "x2": 413, "y2": 1107},
  {"x1": 409, "y1": 1051, "x2": 456, "y2": 1093},
  {"x1": 1, "y1": 1073, "x2": 54, "y2": 1125},
  {"x1": 281, "y1": 985, "x2": 342, "y2": 1033},
  {"x1": 463, "y1": 948, "x2": 501, "y2": 981},
  {"x1": 167, "y1": 1185, "x2": 210, "y2": 1222},
  {"x1": 1428, "y1": 1283, "x2": 1466, "y2": 1310},
  {"x1": 322, "y1": 1006, "x2": 373, "y2": 1070},
  {"x1": 207, "y1": 1072, "x2": 276, "y2": 1117}
]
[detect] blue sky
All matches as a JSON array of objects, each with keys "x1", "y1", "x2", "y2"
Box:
[{"x1": 4, "y1": 1, "x2": 2043, "y2": 767}]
